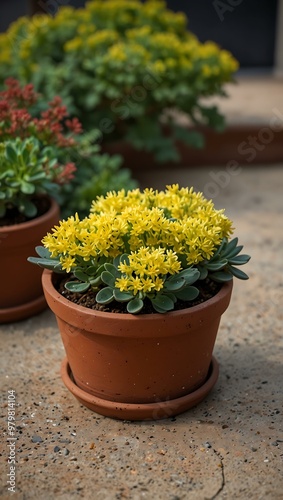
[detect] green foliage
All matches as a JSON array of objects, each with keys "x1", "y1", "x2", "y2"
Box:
[
  {"x1": 197, "y1": 238, "x2": 251, "y2": 282},
  {"x1": 30, "y1": 248, "x2": 201, "y2": 314},
  {"x1": 60, "y1": 132, "x2": 137, "y2": 218},
  {"x1": 0, "y1": 137, "x2": 60, "y2": 218},
  {"x1": 0, "y1": 0, "x2": 239, "y2": 163}
]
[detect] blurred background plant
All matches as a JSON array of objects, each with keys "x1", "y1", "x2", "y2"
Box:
[
  {"x1": 0, "y1": 0, "x2": 239, "y2": 163},
  {"x1": 0, "y1": 78, "x2": 136, "y2": 220}
]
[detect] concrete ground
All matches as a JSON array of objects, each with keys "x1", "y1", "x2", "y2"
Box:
[{"x1": 1, "y1": 76, "x2": 283, "y2": 499}]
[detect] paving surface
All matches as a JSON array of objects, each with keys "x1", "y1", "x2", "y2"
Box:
[
  {"x1": 207, "y1": 74, "x2": 283, "y2": 125},
  {"x1": 176, "y1": 74, "x2": 283, "y2": 126},
  {"x1": 1, "y1": 163, "x2": 283, "y2": 499}
]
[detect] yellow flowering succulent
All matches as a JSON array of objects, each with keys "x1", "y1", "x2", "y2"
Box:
[
  {"x1": 29, "y1": 185, "x2": 250, "y2": 314},
  {"x1": 0, "y1": 0, "x2": 239, "y2": 164}
]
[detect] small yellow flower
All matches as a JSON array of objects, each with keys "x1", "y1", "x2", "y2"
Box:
[{"x1": 60, "y1": 256, "x2": 76, "y2": 273}]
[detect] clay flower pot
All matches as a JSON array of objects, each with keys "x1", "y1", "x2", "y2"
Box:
[
  {"x1": 0, "y1": 198, "x2": 59, "y2": 323},
  {"x1": 42, "y1": 270, "x2": 233, "y2": 420}
]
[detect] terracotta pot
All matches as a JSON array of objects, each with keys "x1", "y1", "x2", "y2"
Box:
[
  {"x1": 102, "y1": 124, "x2": 283, "y2": 172},
  {"x1": 0, "y1": 198, "x2": 60, "y2": 323},
  {"x1": 42, "y1": 270, "x2": 233, "y2": 420}
]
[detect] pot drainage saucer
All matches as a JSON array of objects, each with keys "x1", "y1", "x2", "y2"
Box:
[
  {"x1": 0, "y1": 295, "x2": 47, "y2": 324},
  {"x1": 61, "y1": 356, "x2": 219, "y2": 421}
]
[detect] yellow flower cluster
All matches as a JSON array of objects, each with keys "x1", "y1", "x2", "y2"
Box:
[
  {"x1": 0, "y1": 0, "x2": 238, "y2": 85},
  {"x1": 42, "y1": 186, "x2": 233, "y2": 293},
  {"x1": 116, "y1": 247, "x2": 181, "y2": 294}
]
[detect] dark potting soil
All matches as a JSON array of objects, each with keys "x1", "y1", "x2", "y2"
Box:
[
  {"x1": 0, "y1": 196, "x2": 51, "y2": 227},
  {"x1": 57, "y1": 276, "x2": 222, "y2": 314}
]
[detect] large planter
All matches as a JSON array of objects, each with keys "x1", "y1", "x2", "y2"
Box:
[
  {"x1": 42, "y1": 270, "x2": 233, "y2": 420},
  {"x1": 0, "y1": 198, "x2": 60, "y2": 323}
]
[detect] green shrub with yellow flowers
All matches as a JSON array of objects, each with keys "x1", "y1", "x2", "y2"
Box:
[{"x1": 0, "y1": 0, "x2": 239, "y2": 163}]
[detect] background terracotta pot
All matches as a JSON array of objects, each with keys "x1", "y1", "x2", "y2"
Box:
[
  {"x1": 42, "y1": 270, "x2": 233, "y2": 420},
  {"x1": 0, "y1": 197, "x2": 60, "y2": 323}
]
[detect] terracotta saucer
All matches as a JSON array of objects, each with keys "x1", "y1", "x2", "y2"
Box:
[
  {"x1": 61, "y1": 356, "x2": 219, "y2": 421},
  {"x1": 0, "y1": 295, "x2": 47, "y2": 324}
]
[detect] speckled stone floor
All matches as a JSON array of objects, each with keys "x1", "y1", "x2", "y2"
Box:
[{"x1": 1, "y1": 164, "x2": 282, "y2": 499}]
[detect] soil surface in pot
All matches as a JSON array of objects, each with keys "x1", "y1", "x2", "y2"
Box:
[
  {"x1": 57, "y1": 276, "x2": 222, "y2": 314},
  {"x1": 0, "y1": 196, "x2": 51, "y2": 226}
]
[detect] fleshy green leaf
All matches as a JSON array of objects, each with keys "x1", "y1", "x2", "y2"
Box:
[
  {"x1": 19, "y1": 199, "x2": 37, "y2": 218},
  {"x1": 5, "y1": 144, "x2": 18, "y2": 163},
  {"x1": 21, "y1": 181, "x2": 35, "y2": 195},
  {"x1": 101, "y1": 271, "x2": 116, "y2": 287},
  {"x1": 73, "y1": 268, "x2": 90, "y2": 281},
  {"x1": 206, "y1": 260, "x2": 228, "y2": 271},
  {"x1": 35, "y1": 246, "x2": 51, "y2": 258},
  {"x1": 228, "y1": 254, "x2": 251, "y2": 265},
  {"x1": 127, "y1": 298, "x2": 144, "y2": 314},
  {"x1": 104, "y1": 263, "x2": 121, "y2": 278},
  {"x1": 175, "y1": 286, "x2": 199, "y2": 301},
  {"x1": 210, "y1": 271, "x2": 233, "y2": 282},
  {"x1": 151, "y1": 294, "x2": 174, "y2": 312},
  {"x1": 163, "y1": 292, "x2": 177, "y2": 303},
  {"x1": 228, "y1": 265, "x2": 249, "y2": 280},
  {"x1": 27, "y1": 256, "x2": 61, "y2": 271},
  {"x1": 113, "y1": 288, "x2": 133, "y2": 302},
  {"x1": 178, "y1": 268, "x2": 200, "y2": 284},
  {"x1": 65, "y1": 281, "x2": 90, "y2": 293},
  {"x1": 164, "y1": 276, "x2": 186, "y2": 292},
  {"x1": 210, "y1": 238, "x2": 227, "y2": 260},
  {"x1": 96, "y1": 287, "x2": 114, "y2": 304},
  {"x1": 197, "y1": 265, "x2": 208, "y2": 280}
]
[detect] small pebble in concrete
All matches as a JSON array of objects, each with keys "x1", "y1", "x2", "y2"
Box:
[
  {"x1": 31, "y1": 435, "x2": 43, "y2": 443},
  {"x1": 54, "y1": 446, "x2": 60, "y2": 452}
]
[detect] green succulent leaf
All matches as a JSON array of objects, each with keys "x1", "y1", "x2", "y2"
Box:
[
  {"x1": 101, "y1": 271, "x2": 116, "y2": 287},
  {"x1": 73, "y1": 268, "x2": 90, "y2": 281},
  {"x1": 206, "y1": 260, "x2": 228, "y2": 271},
  {"x1": 175, "y1": 286, "x2": 199, "y2": 301},
  {"x1": 210, "y1": 271, "x2": 233, "y2": 282},
  {"x1": 5, "y1": 144, "x2": 18, "y2": 163},
  {"x1": 65, "y1": 281, "x2": 90, "y2": 293},
  {"x1": 197, "y1": 265, "x2": 208, "y2": 280},
  {"x1": 163, "y1": 292, "x2": 177, "y2": 303},
  {"x1": 19, "y1": 199, "x2": 37, "y2": 218},
  {"x1": 127, "y1": 297, "x2": 144, "y2": 314},
  {"x1": 210, "y1": 238, "x2": 227, "y2": 260},
  {"x1": 228, "y1": 254, "x2": 251, "y2": 265},
  {"x1": 178, "y1": 268, "x2": 200, "y2": 284},
  {"x1": 96, "y1": 287, "x2": 114, "y2": 304},
  {"x1": 151, "y1": 294, "x2": 174, "y2": 312},
  {"x1": 104, "y1": 263, "x2": 121, "y2": 278},
  {"x1": 164, "y1": 276, "x2": 186, "y2": 292},
  {"x1": 35, "y1": 246, "x2": 51, "y2": 259},
  {"x1": 113, "y1": 288, "x2": 134, "y2": 302},
  {"x1": 27, "y1": 256, "x2": 61, "y2": 271},
  {"x1": 224, "y1": 245, "x2": 244, "y2": 259},
  {"x1": 89, "y1": 276, "x2": 102, "y2": 286},
  {"x1": 21, "y1": 181, "x2": 35, "y2": 195},
  {"x1": 227, "y1": 265, "x2": 249, "y2": 280}
]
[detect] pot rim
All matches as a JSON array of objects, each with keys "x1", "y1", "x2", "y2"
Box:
[
  {"x1": 0, "y1": 196, "x2": 58, "y2": 234},
  {"x1": 42, "y1": 269, "x2": 233, "y2": 325}
]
